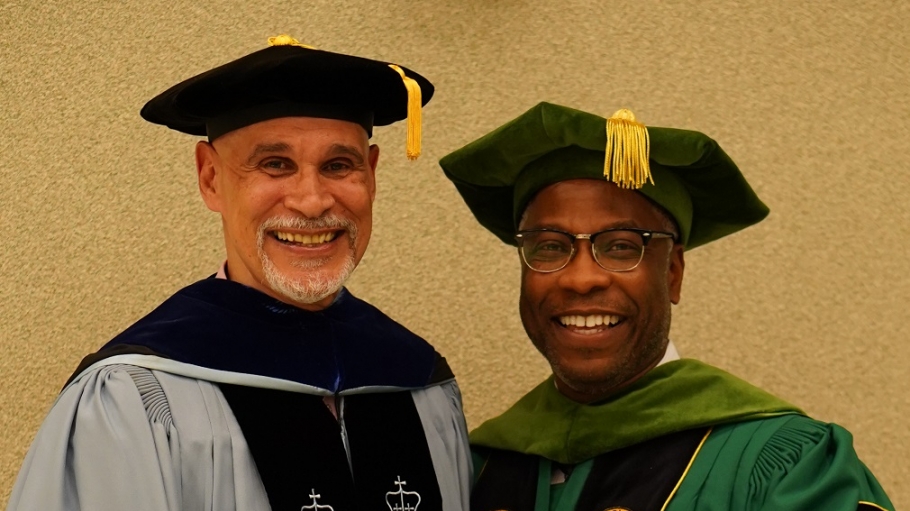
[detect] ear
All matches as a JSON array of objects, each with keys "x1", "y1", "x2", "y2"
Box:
[
  {"x1": 668, "y1": 244, "x2": 685, "y2": 304},
  {"x1": 367, "y1": 143, "x2": 380, "y2": 202},
  {"x1": 196, "y1": 141, "x2": 222, "y2": 213}
]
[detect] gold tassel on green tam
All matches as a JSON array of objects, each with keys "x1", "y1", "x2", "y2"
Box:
[{"x1": 604, "y1": 109, "x2": 653, "y2": 189}]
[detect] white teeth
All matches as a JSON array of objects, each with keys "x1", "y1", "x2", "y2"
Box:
[{"x1": 558, "y1": 314, "x2": 622, "y2": 328}]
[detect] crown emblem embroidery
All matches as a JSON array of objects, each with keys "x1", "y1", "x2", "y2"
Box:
[
  {"x1": 385, "y1": 476, "x2": 421, "y2": 511},
  {"x1": 300, "y1": 489, "x2": 334, "y2": 511}
]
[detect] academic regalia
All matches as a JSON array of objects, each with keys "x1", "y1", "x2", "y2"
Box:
[
  {"x1": 469, "y1": 360, "x2": 892, "y2": 511},
  {"x1": 7, "y1": 278, "x2": 471, "y2": 511},
  {"x1": 438, "y1": 102, "x2": 894, "y2": 510},
  {"x1": 9, "y1": 34, "x2": 464, "y2": 510}
]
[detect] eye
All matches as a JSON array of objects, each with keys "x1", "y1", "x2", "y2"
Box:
[
  {"x1": 605, "y1": 241, "x2": 639, "y2": 252},
  {"x1": 536, "y1": 241, "x2": 570, "y2": 253},
  {"x1": 524, "y1": 234, "x2": 572, "y2": 263},
  {"x1": 259, "y1": 158, "x2": 295, "y2": 174},
  {"x1": 321, "y1": 159, "x2": 357, "y2": 176},
  {"x1": 596, "y1": 237, "x2": 643, "y2": 260}
]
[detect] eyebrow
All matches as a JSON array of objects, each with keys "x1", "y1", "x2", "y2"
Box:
[
  {"x1": 327, "y1": 143, "x2": 365, "y2": 165},
  {"x1": 522, "y1": 220, "x2": 644, "y2": 232},
  {"x1": 245, "y1": 142, "x2": 292, "y2": 164},
  {"x1": 243, "y1": 142, "x2": 366, "y2": 166}
]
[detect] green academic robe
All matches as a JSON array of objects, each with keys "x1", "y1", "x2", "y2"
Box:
[{"x1": 470, "y1": 359, "x2": 892, "y2": 511}]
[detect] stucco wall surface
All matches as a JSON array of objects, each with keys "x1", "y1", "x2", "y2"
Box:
[{"x1": 2, "y1": 0, "x2": 908, "y2": 506}]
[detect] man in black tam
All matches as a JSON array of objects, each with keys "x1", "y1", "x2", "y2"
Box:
[{"x1": 7, "y1": 35, "x2": 471, "y2": 511}]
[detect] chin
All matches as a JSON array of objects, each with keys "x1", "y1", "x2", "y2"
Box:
[
  {"x1": 556, "y1": 365, "x2": 624, "y2": 392},
  {"x1": 262, "y1": 254, "x2": 356, "y2": 305}
]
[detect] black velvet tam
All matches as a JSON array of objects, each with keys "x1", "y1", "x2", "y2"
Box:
[{"x1": 140, "y1": 41, "x2": 434, "y2": 140}]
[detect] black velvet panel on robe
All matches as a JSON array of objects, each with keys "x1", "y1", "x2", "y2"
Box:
[
  {"x1": 218, "y1": 385, "x2": 443, "y2": 511},
  {"x1": 218, "y1": 384, "x2": 358, "y2": 510},
  {"x1": 472, "y1": 427, "x2": 709, "y2": 511},
  {"x1": 344, "y1": 392, "x2": 443, "y2": 511}
]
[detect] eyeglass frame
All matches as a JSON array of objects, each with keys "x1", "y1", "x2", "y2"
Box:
[{"x1": 514, "y1": 228, "x2": 677, "y2": 273}]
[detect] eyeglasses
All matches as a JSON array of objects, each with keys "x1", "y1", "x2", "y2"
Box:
[{"x1": 515, "y1": 228, "x2": 676, "y2": 273}]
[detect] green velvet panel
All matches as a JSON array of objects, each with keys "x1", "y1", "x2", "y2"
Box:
[{"x1": 469, "y1": 359, "x2": 802, "y2": 464}]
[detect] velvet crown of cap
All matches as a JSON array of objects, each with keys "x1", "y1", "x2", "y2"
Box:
[{"x1": 438, "y1": 102, "x2": 769, "y2": 250}]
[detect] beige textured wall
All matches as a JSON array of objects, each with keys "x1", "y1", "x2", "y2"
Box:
[{"x1": 2, "y1": 0, "x2": 908, "y2": 506}]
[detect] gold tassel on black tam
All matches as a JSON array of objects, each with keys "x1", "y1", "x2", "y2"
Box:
[{"x1": 388, "y1": 64, "x2": 423, "y2": 160}]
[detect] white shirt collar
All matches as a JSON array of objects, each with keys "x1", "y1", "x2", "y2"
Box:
[
  {"x1": 657, "y1": 340, "x2": 680, "y2": 366},
  {"x1": 216, "y1": 261, "x2": 228, "y2": 280}
]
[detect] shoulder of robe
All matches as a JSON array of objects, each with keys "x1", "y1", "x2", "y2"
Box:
[
  {"x1": 58, "y1": 364, "x2": 173, "y2": 425},
  {"x1": 63, "y1": 362, "x2": 154, "y2": 399},
  {"x1": 692, "y1": 415, "x2": 895, "y2": 511}
]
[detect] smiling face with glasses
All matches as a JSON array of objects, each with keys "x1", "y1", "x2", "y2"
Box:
[{"x1": 517, "y1": 179, "x2": 685, "y2": 403}]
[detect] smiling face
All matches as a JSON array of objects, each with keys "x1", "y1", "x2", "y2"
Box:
[
  {"x1": 518, "y1": 179, "x2": 685, "y2": 402},
  {"x1": 196, "y1": 116, "x2": 379, "y2": 310}
]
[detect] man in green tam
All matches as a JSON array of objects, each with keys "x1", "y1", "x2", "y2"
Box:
[{"x1": 439, "y1": 102, "x2": 893, "y2": 511}]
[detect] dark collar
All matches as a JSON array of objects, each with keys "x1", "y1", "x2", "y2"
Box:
[{"x1": 70, "y1": 278, "x2": 451, "y2": 392}]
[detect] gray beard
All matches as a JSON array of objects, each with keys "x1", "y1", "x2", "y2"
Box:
[
  {"x1": 261, "y1": 252, "x2": 356, "y2": 305},
  {"x1": 256, "y1": 215, "x2": 358, "y2": 305}
]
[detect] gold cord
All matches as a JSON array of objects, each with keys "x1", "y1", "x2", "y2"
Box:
[{"x1": 604, "y1": 108, "x2": 652, "y2": 189}]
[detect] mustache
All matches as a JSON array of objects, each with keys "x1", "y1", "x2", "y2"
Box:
[
  {"x1": 543, "y1": 291, "x2": 631, "y2": 315},
  {"x1": 259, "y1": 215, "x2": 356, "y2": 233}
]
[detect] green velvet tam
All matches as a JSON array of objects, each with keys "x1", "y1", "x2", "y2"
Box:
[{"x1": 439, "y1": 102, "x2": 769, "y2": 249}]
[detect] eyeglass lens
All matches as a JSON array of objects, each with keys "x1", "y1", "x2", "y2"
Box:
[{"x1": 520, "y1": 230, "x2": 646, "y2": 272}]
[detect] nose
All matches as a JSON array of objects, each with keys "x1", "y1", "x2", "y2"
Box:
[
  {"x1": 556, "y1": 240, "x2": 614, "y2": 295},
  {"x1": 283, "y1": 166, "x2": 336, "y2": 218}
]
